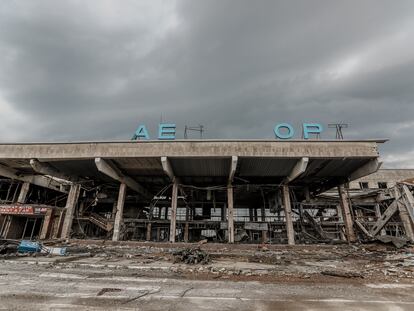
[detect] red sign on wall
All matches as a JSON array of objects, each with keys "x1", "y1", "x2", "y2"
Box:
[{"x1": 0, "y1": 205, "x2": 48, "y2": 215}]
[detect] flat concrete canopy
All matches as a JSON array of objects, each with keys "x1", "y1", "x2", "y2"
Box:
[{"x1": 0, "y1": 140, "x2": 385, "y2": 196}]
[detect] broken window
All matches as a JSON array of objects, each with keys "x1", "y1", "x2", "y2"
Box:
[
  {"x1": 378, "y1": 182, "x2": 387, "y2": 189},
  {"x1": 359, "y1": 182, "x2": 369, "y2": 189}
]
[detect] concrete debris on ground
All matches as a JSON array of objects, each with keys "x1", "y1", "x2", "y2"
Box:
[
  {"x1": 376, "y1": 235, "x2": 410, "y2": 248},
  {"x1": 2, "y1": 239, "x2": 414, "y2": 282},
  {"x1": 173, "y1": 247, "x2": 211, "y2": 265}
]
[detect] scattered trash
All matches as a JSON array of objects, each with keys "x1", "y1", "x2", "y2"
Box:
[
  {"x1": 17, "y1": 240, "x2": 42, "y2": 253},
  {"x1": 43, "y1": 247, "x2": 67, "y2": 256},
  {"x1": 173, "y1": 247, "x2": 211, "y2": 265},
  {"x1": 0, "y1": 242, "x2": 18, "y2": 255}
]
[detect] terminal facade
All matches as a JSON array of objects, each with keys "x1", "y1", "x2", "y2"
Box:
[{"x1": 0, "y1": 140, "x2": 413, "y2": 245}]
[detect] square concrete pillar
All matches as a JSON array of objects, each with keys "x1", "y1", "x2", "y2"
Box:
[
  {"x1": 169, "y1": 181, "x2": 178, "y2": 243},
  {"x1": 17, "y1": 182, "x2": 30, "y2": 204},
  {"x1": 146, "y1": 222, "x2": 152, "y2": 241},
  {"x1": 53, "y1": 210, "x2": 65, "y2": 238},
  {"x1": 112, "y1": 183, "x2": 127, "y2": 241},
  {"x1": 61, "y1": 184, "x2": 81, "y2": 239},
  {"x1": 282, "y1": 185, "x2": 295, "y2": 245},
  {"x1": 112, "y1": 201, "x2": 117, "y2": 220},
  {"x1": 39, "y1": 209, "x2": 54, "y2": 240},
  {"x1": 337, "y1": 185, "x2": 356, "y2": 242},
  {"x1": 227, "y1": 184, "x2": 234, "y2": 243},
  {"x1": 262, "y1": 230, "x2": 268, "y2": 244},
  {"x1": 184, "y1": 222, "x2": 189, "y2": 242}
]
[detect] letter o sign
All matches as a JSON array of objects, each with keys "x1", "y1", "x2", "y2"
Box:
[{"x1": 274, "y1": 123, "x2": 294, "y2": 139}]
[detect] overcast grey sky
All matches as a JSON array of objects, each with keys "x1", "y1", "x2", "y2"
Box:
[{"x1": 0, "y1": 1, "x2": 413, "y2": 167}]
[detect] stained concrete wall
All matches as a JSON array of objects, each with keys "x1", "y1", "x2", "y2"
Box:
[
  {"x1": 0, "y1": 140, "x2": 382, "y2": 159},
  {"x1": 349, "y1": 169, "x2": 414, "y2": 189}
]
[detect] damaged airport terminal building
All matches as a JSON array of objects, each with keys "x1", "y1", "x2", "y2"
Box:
[{"x1": 0, "y1": 139, "x2": 414, "y2": 245}]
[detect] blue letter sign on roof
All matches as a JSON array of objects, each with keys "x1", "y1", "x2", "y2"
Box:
[
  {"x1": 133, "y1": 125, "x2": 149, "y2": 140},
  {"x1": 303, "y1": 123, "x2": 323, "y2": 139},
  {"x1": 274, "y1": 123, "x2": 294, "y2": 139},
  {"x1": 158, "y1": 123, "x2": 176, "y2": 140}
]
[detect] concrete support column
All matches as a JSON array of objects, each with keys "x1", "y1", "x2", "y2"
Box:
[
  {"x1": 184, "y1": 222, "x2": 189, "y2": 242},
  {"x1": 169, "y1": 181, "x2": 178, "y2": 243},
  {"x1": 53, "y1": 210, "x2": 65, "y2": 238},
  {"x1": 17, "y1": 182, "x2": 30, "y2": 204},
  {"x1": 112, "y1": 201, "x2": 117, "y2": 220},
  {"x1": 262, "y1": 230, "x2": 268, "y2": 243},
  {"x1": 61, "y1": 183, "x2": 81, "y2": 239},
  {"x1": 112, "y1": 183, "x2": 127, "y2": 241},
  {"x1": 282, "y1": 185, "x2": 295, "y2": 245},
  {"x1": 39, "y1": 209, "x2": 54, "y2": 240},
  {"x1": 337, "y1": 185, "x2": 356, "y2": 242},
  {"x1": 146, "y1": 222, "x2": 152, "y2": 241},
  {"x1": 156, "y1": 227, "x2": 161, "y2": 241},
  {"x1": 227, "y1": 184, "x2": 234, "y2": 243}
]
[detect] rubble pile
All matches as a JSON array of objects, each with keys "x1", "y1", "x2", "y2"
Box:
[
  {"x1": 0, "y1": 241, "x2": 18, "y2": 257},
  {"x1": 173, "y1": 247, "x2": 211, "y2": 265}
]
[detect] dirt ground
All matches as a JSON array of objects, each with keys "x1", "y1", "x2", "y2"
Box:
[{"x1": 1, "y1": 240, "x2": 414, "y2": 310}]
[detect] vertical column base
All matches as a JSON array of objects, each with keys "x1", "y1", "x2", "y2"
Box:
[
  {"x1": 282, "y1": 185, "x2": 295, "y2": 245},
  {"x1": 40, "y1": 209, "x2": 54, "y2": 240},
  {"x1": 184, "y1": 222, "x2": 189, "y2": 242},
  {"x1": 337, "y1": 185, "x2": 356, "y2": 242},
  {"x1": 146, "y1": 222, "x2": 152, "y2": 241},
  {"x1": 61, "y1": 184, "x2": 81, "y2": 239},
  {"x1": 112, "y1": 183, "x2": 127, "y2": 242},
  {"x1": 227, "y1": 184, "x2": 234, "y2": 244},
  {"x1": 169, "y1": 181, "x2": 178, "y2": 243},
  {"x1": 261, "y1": 230, "x2": 268, "y2": 244}
]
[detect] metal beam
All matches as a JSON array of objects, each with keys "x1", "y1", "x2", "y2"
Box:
[
  {"x1": 0, "y1": 163, "x2": 68, "y2": 193},
  {"x1": 228, "y1": 156, "x2": 238, "y2": 183},
  {"x1": 30, "y1": 159, "x2": 80, "y2": 182},
  {"x1": 284, "y1": 157, "x2": 309, "y2": 184},
  {"x1": 95, "y1": 158, "x2": 151, "y2": 200}
]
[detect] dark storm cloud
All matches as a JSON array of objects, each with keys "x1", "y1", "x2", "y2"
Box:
[{"x1": 0, "y1": 0, "x2": 413, "y2": 167}]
